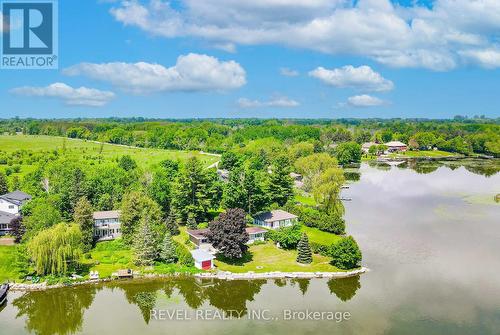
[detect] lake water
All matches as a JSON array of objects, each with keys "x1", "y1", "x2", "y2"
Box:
[{"x1": 1, "y1": 160, "x2": 499, "y2": 335}]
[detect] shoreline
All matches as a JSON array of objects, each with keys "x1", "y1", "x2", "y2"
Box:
[{"x1": 8, "y1": 267, "x2": 368, "y2": 292}]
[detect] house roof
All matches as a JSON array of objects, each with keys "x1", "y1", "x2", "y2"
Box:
[
  {"x1": 0, "y1": 190, "x2": 32, "y2": 205},
  {"x1": 0, "y1": 211, "x2": 16, "y2": 224},
  {"x1": 385, "y1": 141, "x2": 407, "y2": 147},
  {"x1": 187, "y1": 227, "x2": 267, "y2": 239},
  {"x1": 246, "y1": 227, "x2": 267, "y2": 235},
  {"x1": 253, "y1": 210, "x2": 298, "y2": 223},
  {"x1": 93, "y1": 210, "x2": 121, "y2": 220},
  {"x1": 190, "y1": 249, "x2": 215, "y2": 262},
  {"x1": 187, "y1": 228, "x2": 210, "y2": 239}
]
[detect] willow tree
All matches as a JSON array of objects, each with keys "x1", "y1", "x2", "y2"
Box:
[
  {"x1": 27, "y1": 223, "x2": 83, "y2": 276},
  {"x1": 313, "y1": 167, "x2": 345, "y2": 217}
]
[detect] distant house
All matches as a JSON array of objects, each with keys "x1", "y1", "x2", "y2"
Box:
[
  {"x1": 191, "y1": 249, "x2": 216, "y2": 270},
  {"x1": 187, "y1": 226, "x2": 267, "y2": 249},
  {"x1": 253, "y1": 210, "x2": 298, "y2": 229},
  {"x1": 93, "y1": 210, "x2": 122, "y2": 241},
  {"x1": 362, "y1": 142, "x2": 378, "y2": 153},
  {"x1": 385, "y1": 141, "x2": 408, "y2": 152},
  {"x1": 290, "y1": 172, "x2": 304, "y2": 189},
  {"x1": 217, "y1": 169, "x2": 230, "y2": 182},
  {"x1": 0, "y1": 211, "x2": 16, "y2": 236},
  {"x1": 0, "y1": 190, "x2": 32, "y2": 215}
]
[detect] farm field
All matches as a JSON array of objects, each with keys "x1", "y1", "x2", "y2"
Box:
[{"x1": 0, "y1": 135, "x2": 219, "y2": 177}]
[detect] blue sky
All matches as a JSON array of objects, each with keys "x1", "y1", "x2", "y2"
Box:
[{"x1": 1, "y1": 0, "x2": 500, "y2": 119}]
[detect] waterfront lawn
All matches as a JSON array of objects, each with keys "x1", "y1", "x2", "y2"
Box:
[
  {"x1": 214, "y1": 242, "x2": 344, "y2": 273},
  {"x1": 301, "y1": 226, "x2": 342, "y2": 246},
  {"x1": 81, "y1": 239, "x2": 136, "y2": 278},
  {"x1": 0, "y1": 245, "x2": 19, "y2": 282},
  {"x1": 389, "y1": 150, "x2": 457, "y2": 158}
]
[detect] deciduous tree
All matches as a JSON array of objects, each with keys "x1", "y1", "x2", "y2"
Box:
[
  {"x1": 208, "y1": 208, "x2": 249, "y2": 259},
  {"x1": 73, "y1": 197, "x2": 94, "y2": 252}
]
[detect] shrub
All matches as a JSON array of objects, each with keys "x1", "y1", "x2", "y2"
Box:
[
  {"x1": 266, "y1": 224, "x2": 302, "y2": 249},
  {"x1": 310, "y1": 242, "x2": 330, "y2": 256},
  {"x1": 329, "y1": 236, "x2": 362, "y2": 270},
  {"x1": 175, "y1": 243, "x2": 194, "y2": 267}
]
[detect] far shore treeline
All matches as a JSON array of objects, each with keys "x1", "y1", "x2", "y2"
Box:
[{"x1": 1, "y1": 117, "x2": 498, "y2": 157}]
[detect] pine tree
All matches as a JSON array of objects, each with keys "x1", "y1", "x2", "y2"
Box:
[
  {"x1": 73, "y1": 197, "x2": 94, "y2": 252},
  {"x1": 267, "y1": 156, "x2": 294, "y2": 206},
  {"x1": 134, "y1": 217, "x2": 159, "y2": 266},
  {"x1": 165, "y1": 208, "x2": 180, "y2": 236},
  {"x1": 186, "y1": 212, "x2": 198, "y2": 229},
  {"x1": 296, "y1": 233, "x2": 313, "y2": 264},
  {"x1": 0, "y1": 172, "x2": 8, "y2": 194},
  {"x1": 160, "y1": 232, "x2": 177, "y2": 263}
]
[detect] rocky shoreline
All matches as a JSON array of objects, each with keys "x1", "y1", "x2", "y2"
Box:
[{"x1": 8, "y1": 267, "x2": 368, "y2": 292}]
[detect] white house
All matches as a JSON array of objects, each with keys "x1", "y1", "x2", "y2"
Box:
[
  {"x1": 253, "y1": 210, "x2": 298, "y2": 229},
  {"x1": 93, "y1": 210, "x2": 122, "y2": 241},
  {"x1": 191, "y1": 249, "x2": 216, "y2": 270},
  {"x1": 0, "y1": 190, "x2": 32, "y2": 215}
]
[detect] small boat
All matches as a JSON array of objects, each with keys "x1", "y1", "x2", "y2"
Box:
[{"x1": 0, "y1": 283, "x2": 9, "y2": 305}]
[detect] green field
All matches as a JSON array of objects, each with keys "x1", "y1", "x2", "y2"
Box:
[
  {"x1": 0, "y1": 245, "x2": 19, "y2": 282},
  {"x1": 215, "y1": 242, "x2": 343, "y2": 273},
  {"x1": 0, "y1": 135, "x2": 219, "y2": 172}
]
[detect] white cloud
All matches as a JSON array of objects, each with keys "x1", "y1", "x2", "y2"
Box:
[
  {"x1": 110, "y1": 0, "x2": 500, "y2": 70},
  {"x1": 280, "y1": 67, "x2": 299, "y2": 77},
  {"x1": 63, "y1": 53, "x2": 246, "y2": 94},
  {"x1": 10, "y1": 83, "x2": 115, "y2": 107},
  {"x1": 309, "y1": 65, "x2": 394, "y2": 92},
  {"x1": 237, "y1": 96, "x2": 300, "y2": 108},
  {"x1": 346, "y1": 94, "x2": 387, "y2": 108},
  {"x1": 460, "y1": 48, "x2": 500, "y2": 69}
]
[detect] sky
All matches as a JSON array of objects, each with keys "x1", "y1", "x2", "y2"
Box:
[{"x1": 1, "y1": 0, "x2": 500, "y2": 119}]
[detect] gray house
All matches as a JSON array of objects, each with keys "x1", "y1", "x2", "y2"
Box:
[
  {"x1": 0, "y1": 211, "x2": 16, "y2": 236},
  {"x1": 93, "y1": 210, "x2": 122, "y2": 241},
  {"x1": 253, "y1": 210, "x2": 298, "y2": 229}
]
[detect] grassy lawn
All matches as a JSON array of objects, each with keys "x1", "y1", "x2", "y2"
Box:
[
  {"x1": 0, "y1": 245, "x2": 19, "y2": 282},
  {"x1": 301, "y1": 226, "x2": 342, "y2": 245},
  {"x1": 214, "y1": 242, "x2": 344, "y2": 273},
  {"x1": 295, "y1": 193, "x2": 317, "y2": 206},
  {"x1": 0, "y1": 135, "x2": 219, "y2": 171},
  {"x1": 389, "y1": 150, "x2": 457, "y2": 158},
  {"x1": 80, "y1": 239, "x2": 137, "y2": 278}
]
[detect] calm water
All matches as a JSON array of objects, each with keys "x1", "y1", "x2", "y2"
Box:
[{"x1": 1, "y1": 160, "x2": 499, "y2": 335}]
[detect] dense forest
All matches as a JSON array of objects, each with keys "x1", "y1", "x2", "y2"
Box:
[{"x1": 1, "y1": 117, "x2": 499, "y2": 156}]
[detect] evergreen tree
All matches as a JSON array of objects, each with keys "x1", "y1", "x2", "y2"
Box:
[
  {"x1": 296, "y1": 233, "x2": 313, "y2": 264},
  {"x1": 223, "y1": 166, "x2": 268, "y2": 215},
  {"x1": 171, "y1": 157, "x2": 212, "y2": 222},
  {"x1": 160, "y1": 232, "x2": 177, "y2": 263},
  {"x1": 186, "y1": 212, "x2": 198, "y2": 229},
  {"x1": 120, "y1": 191, "x2": 164, "y2": 245},
  {"x1": 208, "y1": 208, "x2": 249, "y2": 259},
  {"x1": 165, "y1": 208, "x2": 180, "y2": 235},
  {"x1": 134, "y1": 217, "x2": 159, "y2": 266},
  {"x1": 267, "y1": 156, "x2": 294, "y2": 206},
  {"x1": 0, "y1": 172, "x2": 8, "y2": 194},
  {"x1": 73, "y1": 197, "x2": 94, "y2": 252}
]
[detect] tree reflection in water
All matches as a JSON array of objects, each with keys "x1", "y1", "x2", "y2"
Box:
[
  {"x1": 13, "y1": 286, "x2": 98, "y2": 335},
  {"x1": 327, "y1": 276, "x2": 361, "y2": 302}
]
